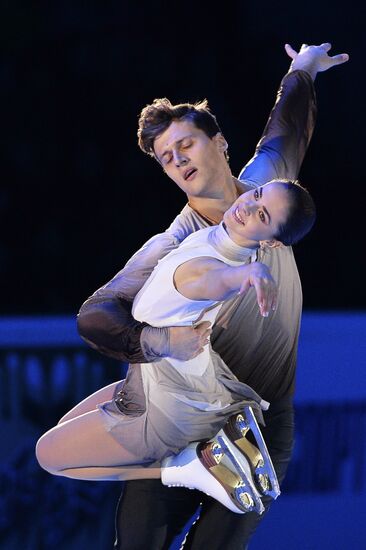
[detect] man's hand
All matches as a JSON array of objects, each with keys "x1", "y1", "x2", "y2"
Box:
[
  {"x1": 238, "y1": 263, "x2": 277, "y2": 318},
  {"x1": 168, "y1": 321, "x2": 212, "y2": 360},
  {"x1": 286, "y1": 43, "x2": 349, "y2": 81}
]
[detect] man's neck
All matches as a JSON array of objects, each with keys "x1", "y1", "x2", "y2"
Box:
[{"x1": 188, "y1": 176, "x2": 252, "y2": 225}]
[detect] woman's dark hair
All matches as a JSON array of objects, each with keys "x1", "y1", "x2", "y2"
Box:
[
  {"x1": 272, "y1": 179, "x2": 316, "y2": 246},
  {"x1": 137, "y1": 98, "x2": 227, "y2": 159}
]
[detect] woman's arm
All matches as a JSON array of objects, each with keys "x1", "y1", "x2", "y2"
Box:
[{"x1": 174, "y1": 258, "x2": 277, "y2": 317}]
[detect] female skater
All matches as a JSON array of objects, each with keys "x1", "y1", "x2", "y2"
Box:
[{"x1": 36, "y1": 179, "x2": 315, "y2": 513}]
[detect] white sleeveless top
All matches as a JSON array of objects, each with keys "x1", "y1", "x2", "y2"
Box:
[
  {"x1": 103, "y1": 223, "x2": 268, "y2": 458},
  {"x1": 133, "y1": 222, "x2": 255, "y2": 376}
]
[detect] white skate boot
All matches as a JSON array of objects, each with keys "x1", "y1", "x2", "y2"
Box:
[{"x1": 161, "y1": 438, "x2": 265, "y2": 515}]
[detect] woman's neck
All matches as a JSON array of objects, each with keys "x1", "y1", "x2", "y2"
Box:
[
  {"x1": 208, "y1": 222, "x2": 257, "y2": 262},
  {"x1": 222, "y1": 222, "x2": 259, "y2": 250}
]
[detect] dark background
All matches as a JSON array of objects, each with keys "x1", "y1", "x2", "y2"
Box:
[{"x1": 2, "y1": 1, "x2": 364, "y2": 315}]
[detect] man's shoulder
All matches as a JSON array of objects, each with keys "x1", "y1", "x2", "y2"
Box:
[{"x1": 167, "y1": 203, "x2": 211, "y2": 240}]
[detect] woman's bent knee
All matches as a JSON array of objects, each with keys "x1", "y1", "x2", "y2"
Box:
[{"x1": 35, "y1": 432, "x2": 62, "y2": 475}]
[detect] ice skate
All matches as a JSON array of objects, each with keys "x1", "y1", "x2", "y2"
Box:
[
  {"x1": 161, "y1": 440, "x2": 265, "y2": 514},
  {"x1": 218, "y1": 406, "x2": 280, "y2": 500}
]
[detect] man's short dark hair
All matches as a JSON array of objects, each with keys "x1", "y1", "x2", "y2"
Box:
[{"x1": 137, "y1": 98, "x2": 226, "y2": 158}]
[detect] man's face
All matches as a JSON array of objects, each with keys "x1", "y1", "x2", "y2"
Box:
[
  {"x1": 153, "y1": 120, "x2": 228, "y2": 198},
  {"x1": 223, "y1": 182, "x2": 290, "y2": 247}
]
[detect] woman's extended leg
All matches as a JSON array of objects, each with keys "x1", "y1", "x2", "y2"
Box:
[
  {"x1": 57, "y1": 381, "x2": 122, "y2": 424},
  {"x1": 36, "y1": 407, "x2": 161, "y2": 481},
  {"x1": 36, "y1": 405, "x2": 272, "y2": 515}
]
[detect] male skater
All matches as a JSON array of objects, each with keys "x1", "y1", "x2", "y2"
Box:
[{"x1": 78, "y1": 43, "x2": 348, "y2": 549}]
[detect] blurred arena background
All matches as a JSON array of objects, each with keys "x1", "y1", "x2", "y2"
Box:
[{"x1": 1, "y1": 2, "x2": 365, "y2": 549}]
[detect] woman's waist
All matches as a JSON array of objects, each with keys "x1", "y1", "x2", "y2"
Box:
[{"x1": 141, "y1": 357, "x2": 226, "y2": 391}]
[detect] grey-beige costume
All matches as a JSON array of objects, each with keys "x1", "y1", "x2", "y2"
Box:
[
  {"x1": 77, "y1": 69, "x2": 316, "y2": 549},
  {"x1": 78, "y1": 70, "x2": 315, "y2": 405},
  {"x1": 98, "y1": 223, "x2": 268, "y2": 462}
]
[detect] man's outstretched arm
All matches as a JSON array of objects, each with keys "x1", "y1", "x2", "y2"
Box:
[
  {"x1": 78, "y1": 47, "x2": 311, "y2": 364},
  {"x1": 239, "y1": 43, "x2": 349, "y2": 186},
  {"x1": 78, "y1": 43, "x2": 349, "y2": 364}
]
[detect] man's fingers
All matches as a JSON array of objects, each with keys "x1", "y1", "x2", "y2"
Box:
[
  {"x1": 284, "y1": 43, "x2": 297, "y2": 59},
  {"x1": 200, "y1": 330, "x2": 211, "y2": 343},
  {"x1": 194, "y1": 321, "x2": 212, "y2": 334},
  {"x1": 168, "y1": 325, "x2": 212, "y2": 360},
  {"x1": 195, "y1": 321, "x2": 212, "y2": 346},
  {"x1": 330, "y1": 53, "x2": 349, "y2": 66},
  {"x1": 319, "y1": 42, "x2": 332, "y2": 51}
]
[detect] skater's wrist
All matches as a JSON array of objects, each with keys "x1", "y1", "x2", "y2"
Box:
[{"x1": 140, "y1": 326, "x2": 170, "y2": 362}]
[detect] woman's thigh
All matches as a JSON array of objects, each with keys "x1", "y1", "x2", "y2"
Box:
[
  {"x1": 37, "y1": 406, "x2": 142, "y2": 471},
  {"x1": 58, "y1": 380, "x2": 123, "y2": 424}
]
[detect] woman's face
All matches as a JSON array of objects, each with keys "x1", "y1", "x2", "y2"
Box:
[{"x1": 223, "y1": 182, "x2": 291, "y2": 248}]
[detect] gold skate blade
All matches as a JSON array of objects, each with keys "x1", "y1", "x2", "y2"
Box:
[
  {"x1": 232, "y1": 436, "x2": 264, "y2": 469},
  {"x1": 198, "y1": 442, "x2": 264, "y2": 514},
  {"x1": 208, "y1": 464, "x2": 256, "y2": 513},
  {"x1": 223, "y1": 411, "x2": 280, "y2": 499}
]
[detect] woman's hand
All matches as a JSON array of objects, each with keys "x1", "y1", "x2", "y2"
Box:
[{"x1": 238, "y1": 262, "x2": 277, "y2": 317}]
